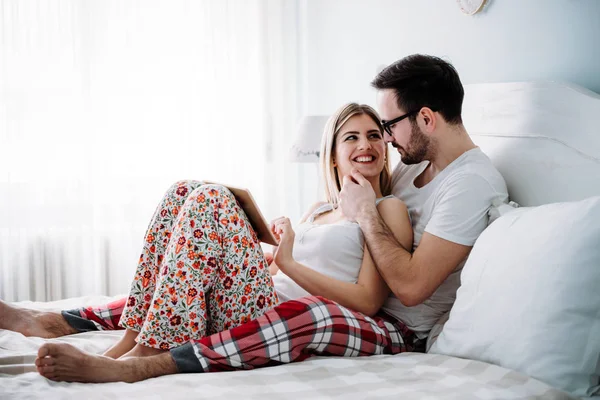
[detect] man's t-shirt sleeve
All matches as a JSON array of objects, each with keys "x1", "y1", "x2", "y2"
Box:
[{"x1": 424, "y1": 174, "x2": 497, "y2": 246}]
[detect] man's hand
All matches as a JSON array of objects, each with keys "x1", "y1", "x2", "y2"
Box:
[
  {"x1": 270, "y1": 217, "x2": 296, "y2": 271},
  {"x1": 339, "y1": 169, "x2": 377, "y2": 222}
]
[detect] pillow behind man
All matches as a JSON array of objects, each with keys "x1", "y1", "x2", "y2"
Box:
[{"x1": 430, "y1": 196, "x2": 600, "y2": 398}]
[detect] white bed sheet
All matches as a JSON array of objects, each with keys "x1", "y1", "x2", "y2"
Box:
[{"x1": 0, "y1": 296, "x2": 575, "y2": 400}]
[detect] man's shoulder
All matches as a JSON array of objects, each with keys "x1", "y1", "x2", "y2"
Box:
[{"x1": 441, "y1": 148, "x2": 507, "y2": 194}]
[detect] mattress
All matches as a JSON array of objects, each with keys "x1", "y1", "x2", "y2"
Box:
[{"x1": 0, "y1": 296, "x2": 575, "y2": 400}]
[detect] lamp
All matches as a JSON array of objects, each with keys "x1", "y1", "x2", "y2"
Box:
[{"x1": 288, "y1": 115, "x2": 330, "y2": 162}]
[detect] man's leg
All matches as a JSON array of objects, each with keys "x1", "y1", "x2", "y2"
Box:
[
  {"x1": 170, "y1": 295, "x2": 423, "y2": 372},
  {"x1": 35, "y1": 296, "x2": 423, "y2": 382},
  {"x1": 0, "y1": 300, "x2": 77, "y2": 338}
]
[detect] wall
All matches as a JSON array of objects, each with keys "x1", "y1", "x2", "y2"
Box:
[{"x1": 299, "y1": 0, "x2": 600, "y2": 115}]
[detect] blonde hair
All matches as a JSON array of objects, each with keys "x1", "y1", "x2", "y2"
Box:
[{"x1": 319, "y1": 103, "x2": 392, "y2": 207}]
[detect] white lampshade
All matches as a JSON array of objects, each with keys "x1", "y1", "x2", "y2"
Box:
[{"x1": 288, "y1": 115, "x2": 330, "y2": 162}]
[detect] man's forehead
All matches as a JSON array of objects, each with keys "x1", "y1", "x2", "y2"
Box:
[{"x1": 377, "y1": 89, "x2": 402, "y2": 116}]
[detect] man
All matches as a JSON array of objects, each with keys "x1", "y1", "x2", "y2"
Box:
[{"x1": 1, "y1": 54, "x2": 507, "y2": 383}]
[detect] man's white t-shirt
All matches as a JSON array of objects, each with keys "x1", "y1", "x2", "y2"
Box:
[{"x1": 382, "y1": 147, "x2": 508, "y2": 338}]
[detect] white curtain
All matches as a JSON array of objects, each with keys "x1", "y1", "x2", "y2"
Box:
[{"x1": 0, "y1": 0, "x2": 303, "y2": 301}]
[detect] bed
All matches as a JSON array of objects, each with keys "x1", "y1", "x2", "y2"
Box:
[{"x1": 1, "y1": 81, "x2": 599, "y2": 399}]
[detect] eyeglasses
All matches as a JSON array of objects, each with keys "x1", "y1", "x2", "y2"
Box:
[{"x1": 381, "y1": 110, "x2": 419, "y2": 136}]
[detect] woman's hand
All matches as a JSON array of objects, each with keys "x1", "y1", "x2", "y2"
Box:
[
  {"x1": 263, "y1": 251, "x2": 280, "y2": 275},
  {"x1": 270, "y1": 217, "x2": 296, "y2": 271}
]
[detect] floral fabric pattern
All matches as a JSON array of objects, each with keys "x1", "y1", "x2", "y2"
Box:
[{"x1": 119, "y1": 180, "x2": 279, "y2": 349}]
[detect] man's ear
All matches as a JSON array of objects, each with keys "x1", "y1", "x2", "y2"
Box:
[{"x1": 419, "y1": 107, "x2": 437, "y2": 133}]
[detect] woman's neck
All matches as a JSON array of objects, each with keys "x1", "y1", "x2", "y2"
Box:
[{"x1": 368, "y1": 176, "x2": 384, "y2": 198}]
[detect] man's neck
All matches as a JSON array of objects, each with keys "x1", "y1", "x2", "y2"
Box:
[{"x1": 428, "y1": 125, "x2": 477, "y2": 177}]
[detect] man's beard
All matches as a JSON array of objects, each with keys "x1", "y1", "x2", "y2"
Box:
[{"x1": 398, "y1": 121, "x2": 431, "y2": 165}]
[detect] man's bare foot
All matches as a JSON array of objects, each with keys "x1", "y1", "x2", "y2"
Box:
[
  {"x1": 104, "y1": 329, "x2": 139, "y2": 359},
  {"x1": 0, "y1": 300, "x2": 76, "y2": 338},
  {"x1": 120, "y1": 343, "x2": 167, "y2": 359},
  {"x1": 36, "y1": 342, "x2": 138, "y2": 383}
]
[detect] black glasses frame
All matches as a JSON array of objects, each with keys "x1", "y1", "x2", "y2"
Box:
[{"x1": 381, "y1": 110, "x2": 419, "y2": 136}]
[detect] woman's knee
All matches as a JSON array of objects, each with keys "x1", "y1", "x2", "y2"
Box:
[
  {"x1": 165, "y1": 180, "x2": 206, "y2": 198},
  {"x1": 189, "y1": 184, "x2": 235, "y2": 203}
]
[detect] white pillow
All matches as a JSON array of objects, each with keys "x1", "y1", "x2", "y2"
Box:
[{"x1": 430, "y1": 196, "x2": 600, "y2": 398}]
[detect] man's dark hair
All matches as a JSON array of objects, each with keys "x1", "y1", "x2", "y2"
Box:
[{"x1": 371, "y1": 54, "x2": 464, "y2": 125}]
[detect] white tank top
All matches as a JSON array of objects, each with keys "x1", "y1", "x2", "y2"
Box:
[{"x1": 272, "y1": 197, "x2": 393, "y2": 302}]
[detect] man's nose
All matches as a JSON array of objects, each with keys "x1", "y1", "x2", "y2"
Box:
[{"x1": 384, "y1": 134, "x2": 394, "y2": 144}]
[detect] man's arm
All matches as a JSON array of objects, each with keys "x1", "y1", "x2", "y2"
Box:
[
  {"x1": 356, "y1": 205, "x2": 471, "y2": 307},
  {"x1": 340, "y1": 169, "x2": 475, "y2": 307}
]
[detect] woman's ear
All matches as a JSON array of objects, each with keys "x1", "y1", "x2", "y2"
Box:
[{"x1": 332, "y1": 158, "x2": 337, "y2": 167}]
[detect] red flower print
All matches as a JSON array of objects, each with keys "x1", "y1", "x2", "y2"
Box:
[
  {"x1": 176, "y1": 186, "x2": 188, "y2": 197},
  {"x1": 190, "y1": 219, "x2": 195, "y2": 228},
  {"x1": 148, "y1": 338, "x2": 157, "y2": 346},
  {"x1": 209, "y1": 188, "x2": 218, "y2": 197},
  {"x1": 177, "y1": 261, "x2": 184, "y2": 269},
  {"x1": 188, "y1": 288, "x2": 198, "y2": 297},
  {"x1": 146, "y1": 234, "x2": 155, "y2": 243},
  {"x1": 187, "y1": 250, "x2": 196, "y2": 260},
  {"x1": 143, "y1": 270, "x2": 152, "y2": 279},
  {"x1": 242, "y1": 237, "x2": 249, "y2": 248},
  {"x1": 196, "y1": 194, "x2": 205, "y2": 203},
  {"x1": 249, "y1": 266, "x2": 257, "y2": 278},
  {"x1": 175, "y1": 236, "x2": 186, "y2": 254},
  {"x1": 221, "y1": 218, "x2": 229, "y2": 226},
  {"x1": 189, "y1": 312, "x2": 197, "y2": 319},
  {"x1": 257, "y1": 294, "x2": 266, "y2": 309},
  {"x1": 173, "y1": 206, "x2": 179, "y2": 216},
  {"x1": 192, "y1": 261, "x2": 200, "y2": 270},
  {"x1": 160, "y1": 342, "x2": 170, "y2": 350},
  {"x1": 207, "y1": 257, "x2": 217, "y2": 269},
  {"x1": 168, "y1": 287, "x2": 176, "y2": 296},
  {"x1": 241, "y1": 296, "x2": 248, "y2": 305},
  {"x1": 127, "y1": 296, "x2": 136, "y2": 307},
  {"x1": 144, "y1": 293, "x2": 152, "y2": 302},
  {"x1": 174, "y1": 337, "x2": 183, "y2": 343},
  {"x1": 223, "y1": 277, "x2": 233, "y2": 289},
  {"x1": 126, "y1": 318, "x2": 136, "y2": 327},
  {"x1": 169, "y1": 315, "x2": 182, "y2": 326},
  {"x1": 160, "y1": 209, "x2": 167, "y2": 217},
  {"x1": 193, "y1": 229, "x2": 203, "y2": 239},
  {"x1": 149, "y1": 245, "x2": 156, "y2": 253},
  {"x1": 209, "y1": 231, "x2": 218, "y2": 241},
  {"x1": 244, "y1": 284, "x2": 252, "y2": 295}
]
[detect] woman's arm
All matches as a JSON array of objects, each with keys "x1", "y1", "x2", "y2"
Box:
[
  {"x1": 268, "y1": 202, "x2": 326, "y2": 276},
  {"x1": 274, "y1": 198, "x2": 413, "y2": 316}
]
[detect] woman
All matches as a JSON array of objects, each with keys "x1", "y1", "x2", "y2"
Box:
[{"x1": 10, "y1": 103, "x2": 413, "y2": 363}]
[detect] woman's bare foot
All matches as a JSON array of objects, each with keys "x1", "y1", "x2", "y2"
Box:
[
  {"x1": 104, "y1": 329, "x2": 139, "y2": 359},
  {"x1": 120, "y1": 343, "x2": 167, "y2": 359},
  {"x1": 36, "y1": 342, "x2": 138, "y2": 383},
  {"x1": 0, "y1": 300, "x2": 76, "y2": 338}
]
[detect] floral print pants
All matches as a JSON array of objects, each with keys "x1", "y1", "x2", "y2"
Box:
[{"x1": 119, "y1": 180, "x2": 279, "y2": 350}]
